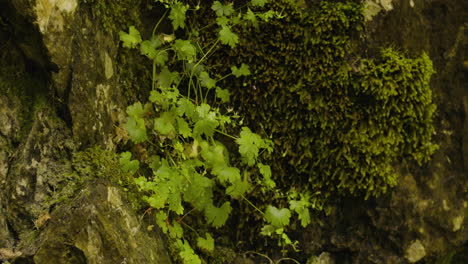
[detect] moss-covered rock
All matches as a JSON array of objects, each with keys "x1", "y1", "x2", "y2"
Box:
[{"x1": 206, "y1": 1, "x2": 437, "y2": 201}]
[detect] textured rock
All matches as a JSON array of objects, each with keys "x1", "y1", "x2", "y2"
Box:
[
  {"x1": 33, "y1": 182, "x2": 172, "y2": 264},
  {"x1": 0, "y1": 0, "x2": 172, "y2": 263}
]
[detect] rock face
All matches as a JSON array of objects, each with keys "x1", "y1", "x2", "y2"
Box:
[
  {"x1": 0, "y1": 0, "x2": 466, "y2": 263},
  {"x1": 0, "y1": 0, "x2": 170, "y2": 263}
]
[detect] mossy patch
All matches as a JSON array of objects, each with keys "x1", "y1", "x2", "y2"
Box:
[
  {"x1": 80, "y1": 0, "x2": 142, "y2": 33},
  {"x1": 202, "y1": 1, "x2": 437, "y2": 201}
]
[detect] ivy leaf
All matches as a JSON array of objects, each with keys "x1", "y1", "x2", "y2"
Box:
[
  {"x1": 168, "y1": 192, "x2": 184, "y2": 215},
  {"x1": 290, "y1": 201, "x2": 311, "y2": 227},
  {"x1": 149, "y1": 90, "x2": 170, "y2": 109},
  {"x1": 260, "y1": 225, "x2": 277, "y2": 236},
  {"x1": 236, "y1": 127, "x2": 265, "y2": 166},
  {"x1": 155, "y1": 50, "x2": 169, "y2": 66},
  {"x1": 265, "y1": 205, "x2": 291, "y2": 228},
  {"x1": 155, "y1": 211, "x2": 168, "y2": 234},
  {"x1": 176, "y1": 117, "x2": 192, "y2": 138},
  {"x1": 219, "y1": 26, "x2": 238, "y2": 48},
  {"x1": 244, "y1": 8, "x2": 258, "y2": 28},
  {"x1": 119, "y1": 26, "x2": 142, "y2": 49},
  {"x1": 169, "y1": 1, "x2": 189, "y2": 30},
  {"x1": 251, "y1": 0, "x2": 268, "y2": 7},
  {"x1": 157, "y1": 67, "x2": 180, "y2": 89},
  {"x1": 196, "y1": 103, "x2": 211, "y2": 119},
  {"x1": 119, "y1": 151, "x2": 140, "y2": 175},
  {"x1": 197, "y1": 233, "x2": 215, "y2": 252},
  {"x1": 126, "y1": 102, "x2": 145, "y2": 118},
  {"x1": 177, "y1": 98, "x2": 196, "y2": 120},
  {"x1": 226, "y1": 178, "x2": 251, "y2": 199},
  {"x1": 258, "y1": 163, "x2": 271, "y2": 179},
  {"x1": 147, "y1": 192, "x2": 168, "y2": 209},
  {"x1": 184, "y1": 172, "x2": 213, "y2": 210},
  {"x1": 176, "y1": 239, "x2": 201, "y2": 264},
  {"x1": 231, "y1": 63, "x2": 251, "y2": 77},
  {"x1": 124, "y1": 116, "x2": 148, "y2": 143},
  {"x1": 205, "y1": 202, "x2": 232, "y2": 228},
  {"x1": 173, "y1": 39, "x2": 197, "y2": 62},
  {"x1": 193, "y1": 119, "x2": 218, "y2": 138},
  {"x1": 140, "y1": 40, "x2": 158, "y2": 59},
  {"x1": 212, "y1": 166, "x2": 240, "y2": 184},
  {"x1": 215, "y1": 87, "x2": 230, "y2": 103},
  {"x1": 201, "y1": 141, "x2": 228, "y2": 168},
  {"x1": 211, "y1": 1, "x2": 234, "y2": 17},
  {"x1": 154, "y1": 112, "x2": 176, "y2": 136},
  {"x1": 289, "y1": 192, "x2": 312, "y2": 227},
  {"x1": 168, "y1": 221, "x2": 184, "y2": 239},
  {"x1": 216, "y1": 16, "x2": 230, "y2": 27},
  {"x1": 199, "y1": 71, "x2": 216, "y2": 89},
  {"x1": 258, "y1": 163, "x2": 276, "y2": 188}
]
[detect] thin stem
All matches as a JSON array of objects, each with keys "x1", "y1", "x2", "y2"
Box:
[
  {"x1": 217, "y1": 73, "x2": 233, "y2": 82},
  {"x1": 214, "y1": 129, "x2": 238, "y2": 140},
  {"x1": 189, "y1": 38, "x2": 220, "y2": 102},
  {"x1": 241, "y1": 195, "x2": 265, "y2": 216},
  {"x1": 181, "y1": 221, "x2": 199, "y2": 236},
  {"x1": 152, "y1": 9, "x2": 168, "y2": 37},
  {"x1": 178, "y1": 207, "x2": 196, "y2": 223}
]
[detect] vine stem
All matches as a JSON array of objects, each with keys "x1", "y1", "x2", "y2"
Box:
[
  {"x1": 178, "y1": 207, "x2": 196, "y2": 223},
  {"x1": 180, "y1": 221, "x2": 199, "y2": 236},
  {"x1": 189, "y1": 38, "x2": 220, "y2": 103},
  {"x1": 241, "y1": 195, "x2": 265, "y2": 216},
  {"x1": 214, "y1": 129, "x2": 238, "y2": 140},
  {"x1": 152, "y1": 9, "x2": 168, "y2": 37}
]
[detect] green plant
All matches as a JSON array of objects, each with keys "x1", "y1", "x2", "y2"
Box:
[
  {"x1": 117, "y1": 0, "x2": 437, "y2": 262},
  {"x1": 117, "y1": 1, "x2": 306, "y2": 262}
]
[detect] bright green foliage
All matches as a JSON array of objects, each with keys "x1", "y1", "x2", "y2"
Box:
[
  {"x1": 118, "y1": 3, "x2": 280, "y2": 258},
  {"x1": 205, "y1": 202, "x2": 232, "y2": 228},
  {"x1": 219, "y1": 26, "x2": 239, "y2": 48},
  {"x1": 265, "y1": 205, "x2": 291, "y2": 228},
  {"x1": 211, "y1": 1, "x2": 234, "y2": 17},
  {"x1": 169, "y1": 1, "x2": 189, "y2": 30},
  {"x1": 176, "y1": 239, "x2": 201, "y2": 264},
  {"x1": 124, "y1": 102, "x2": 149, "y2": 143},
  {"x1": 118, "y1": 0, "x2": 437, "y2": 260},
  {"x1": 119, "y1": 26, "x2": 142, "y2": 49},
  {"x1": 173, "y1": 39, "x2": 197, "y2": 62},
  {"x1": 199, "y1": 71, "x2": 216, "y2": 89},
  {"x1": 236, "y1": 127, "x2": 273, "y2": 166},
  {"x1": 197, "y1": 233, "x2": 215, "y2": 252},
  {"x1": 231, "y1": 63, "x2": 251, "y2": 77},
  {"x1": 154, "y1": 111, "x2": 176, "y2": 136},
  {"x1": 289, "y1": 192, "x2": 312, "y2": 227},
  {"x1": 215, "y1": 87, "x2": 230, "y2": 103},
  {"x1": 119, "y1": 152, "x2": 140, "y2": 175}
]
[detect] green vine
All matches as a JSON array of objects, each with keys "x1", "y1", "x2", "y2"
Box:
[
  {"x1": 118, "y1": 1, "x2": 301, "y2": 262},
  {"x1": 117, "y1": 0, "x2": 437, "y2": 262}
]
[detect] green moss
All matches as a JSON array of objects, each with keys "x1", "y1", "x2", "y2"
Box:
[
  {"x1": 203, "y1": 1, "x2": 437, "y2": 201},
  {"x1": 70, "y1": 146, "x2": 142, "y2": 208},
  {"x1": 80, "y1": 0, "x2": 142, "y2": 33}
]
